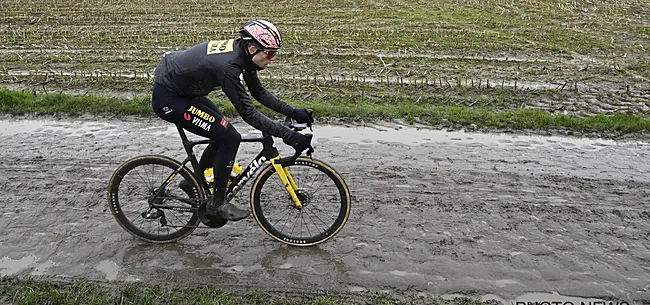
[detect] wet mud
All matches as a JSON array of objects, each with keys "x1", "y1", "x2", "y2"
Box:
[{"x1": 1, "y1": 117, "x2": 649, "y2": 304}]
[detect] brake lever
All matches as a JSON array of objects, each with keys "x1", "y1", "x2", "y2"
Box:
[
  {"x1": 307, "y1": 109, "x2": 314, "y2": 132},
  {"x1": 304, "y1": 133, "x2": 314, "y2": 159}
]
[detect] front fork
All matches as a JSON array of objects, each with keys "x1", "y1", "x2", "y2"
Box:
[{"x1": 270, "y1": 156, "x2": 302, "y2": 208}]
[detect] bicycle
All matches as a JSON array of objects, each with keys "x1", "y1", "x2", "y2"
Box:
[{"x1": 107, "y1": 118, "x2": 351, "y2": 246}]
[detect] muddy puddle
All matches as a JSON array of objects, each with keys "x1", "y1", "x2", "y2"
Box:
[
  {"x1": 1, "y1": 117, "x2": 649, "y2": 304},
  {"x1": 0, "y1": 118, "x2": 630, "y2": 150}
]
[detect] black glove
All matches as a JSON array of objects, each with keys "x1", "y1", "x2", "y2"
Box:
[
  {"x1": 283, "y1": 131, "x2": 313, "y2": 152},
  {"x1": 291, "y1": 108, "x2": 314, "y2": 124}
]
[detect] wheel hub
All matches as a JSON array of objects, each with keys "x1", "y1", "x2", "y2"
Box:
[
  {"x1": 149, "y1": 188, "x2": 167, "y2": 205},
  {"x1": 294, "y1": 189, "x2": 311, "y2": 209},
  {"x1": 141, "y1": 208, "x2": 163, "y2": 219}
]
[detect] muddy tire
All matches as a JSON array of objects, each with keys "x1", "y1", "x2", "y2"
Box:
[
  {"x1": 250, "y1": 157, "x2": 351, "y2": 246},
  {"x1": 107, "y1": 155, "x2": 203, "y2": 243}
]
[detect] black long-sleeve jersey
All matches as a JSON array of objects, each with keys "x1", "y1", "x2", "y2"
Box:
[{"x1": 154, "y1": 38, "x2": 295, "y2": 139}]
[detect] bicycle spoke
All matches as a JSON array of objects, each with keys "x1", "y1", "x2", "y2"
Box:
[
  {"x1": 306, "y1": 174, "x2": 329, "y2": 197},
  {"x1": 304, "y1": 204, "x2": 331, "y2": 229},
  {"x1": 289, "y1": 207, "x2": 301, "y2": 237},
  {"x1": 297, "y1": 164, "x2": 310, "y2": 190},
  {"x1": 294, "y1": 166, "x2": 301, "y2": 192},
  {"x1": 259, "y1": 191, "x2": 296, "y2": 228},
  {"x1": 276, "y1": 208, "x2": 295, "y2": 236},
  {"x1": 128, "y1": 166, "x2": 148, "y2": 190},
  {"x1": 270, "y1": 204, "x2": 295, "y2": 225},
  {"x1": 165, "y1": 208, "x2": 181, "y2": 226},
  {"x1": 300, "y1": 211, "x2": 314, "y2": 238},
  {"x1": 131, "y1": 167, "x2": 152, "y2": 193},
  {"x1": 295, "y1": 165, "x2": 306, "y2": 190},
  {"x1": 124, "y1": 173, "x2": 149, "y2": 203},
  {"x1": 158, "y1": 164, "x2": 167, "y2": 187},
  {"x1": 263, "y1": 204, "x2": 293, "y2": 221},
  {"x1": 150, "y1": 164, "x2": 159, "y2": 191},
  {"x1": 143, "y1": 164, "x2": 154, "y2": 191}
]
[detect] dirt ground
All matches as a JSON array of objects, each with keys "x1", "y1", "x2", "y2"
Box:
[{"x1": 1, "y1": 116, "x2": 649, "y2": 304}]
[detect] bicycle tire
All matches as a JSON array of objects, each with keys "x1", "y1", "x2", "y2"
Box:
[
  {"x1": 107, "y1": 155, "x2": 203, "y2": 243},
  {"x1": 250, "y1": 157, "x2": 351, "y2": 246}
]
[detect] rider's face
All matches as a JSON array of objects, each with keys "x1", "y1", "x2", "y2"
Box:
[{"x1": 248, "y1": 45, "x2": 277, "y2": 69}]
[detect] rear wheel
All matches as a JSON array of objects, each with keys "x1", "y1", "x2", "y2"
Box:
[
  {"x1": 107, "y1": 155, "x2": 204, "y2": 243},
  {"x1": 250, "y1": 157, "x2": 351, "y2": 246}
]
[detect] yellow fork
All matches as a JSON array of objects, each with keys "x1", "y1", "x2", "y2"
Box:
[{"x1": 270, "y1": 156, "x2": 302, "y2": 208}]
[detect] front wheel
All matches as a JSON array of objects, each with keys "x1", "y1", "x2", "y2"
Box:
[{"x1": 250, "y1": 157, "x2": 351, "y2": 246}]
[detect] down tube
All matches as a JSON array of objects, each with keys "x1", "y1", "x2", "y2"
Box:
[{"x1": 226, "y1": 149, "x2": 279, "y2": 200}]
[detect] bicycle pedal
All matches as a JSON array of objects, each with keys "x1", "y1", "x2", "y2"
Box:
[{"x1": 197, "y1": 203, "x2": 228, "y2": 228}]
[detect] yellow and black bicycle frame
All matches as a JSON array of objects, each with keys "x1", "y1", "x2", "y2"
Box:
[{"x1": 215, "y1": 131, "x2": 307, "y2": 207}]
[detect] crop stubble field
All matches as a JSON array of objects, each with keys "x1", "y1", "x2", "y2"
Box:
[
  {"x1": 2, "y1": 1, "x2": 650, "y2": 304},
  {"x1": 1, "y1": 0, "x2": 649, "y2": 118}
]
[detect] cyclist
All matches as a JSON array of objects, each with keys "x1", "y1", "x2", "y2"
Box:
[{"x1": 151, "y1": 19, "x2": 314, "y2": 221}]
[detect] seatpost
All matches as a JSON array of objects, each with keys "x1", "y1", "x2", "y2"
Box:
[
  {"x1": 176, "y1": 125, "x2": 193, "y2": 153},
  {"x1": 175, "y1": 125, "x2": 204, "y2": 178}
]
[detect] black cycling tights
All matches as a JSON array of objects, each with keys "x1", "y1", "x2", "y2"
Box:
[{"x1": 151, "y1": 83, "x2": 240, "y2": 197}]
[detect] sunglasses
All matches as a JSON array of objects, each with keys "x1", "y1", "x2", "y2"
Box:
[{"x1": 256, "y1": 48, "x2": 278, "y2": 58}]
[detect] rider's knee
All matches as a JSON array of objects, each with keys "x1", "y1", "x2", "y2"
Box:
[{"x1": 224, "y1": 126, "x2": 242, "y2": 146}]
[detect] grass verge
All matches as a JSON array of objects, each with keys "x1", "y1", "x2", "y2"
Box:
[
  {"x1": 1, "y1": 88, "x2": 649, "y2": 135},
  {"x1": 0, "y1": 277, "x2": 489, "y2": 305}
]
